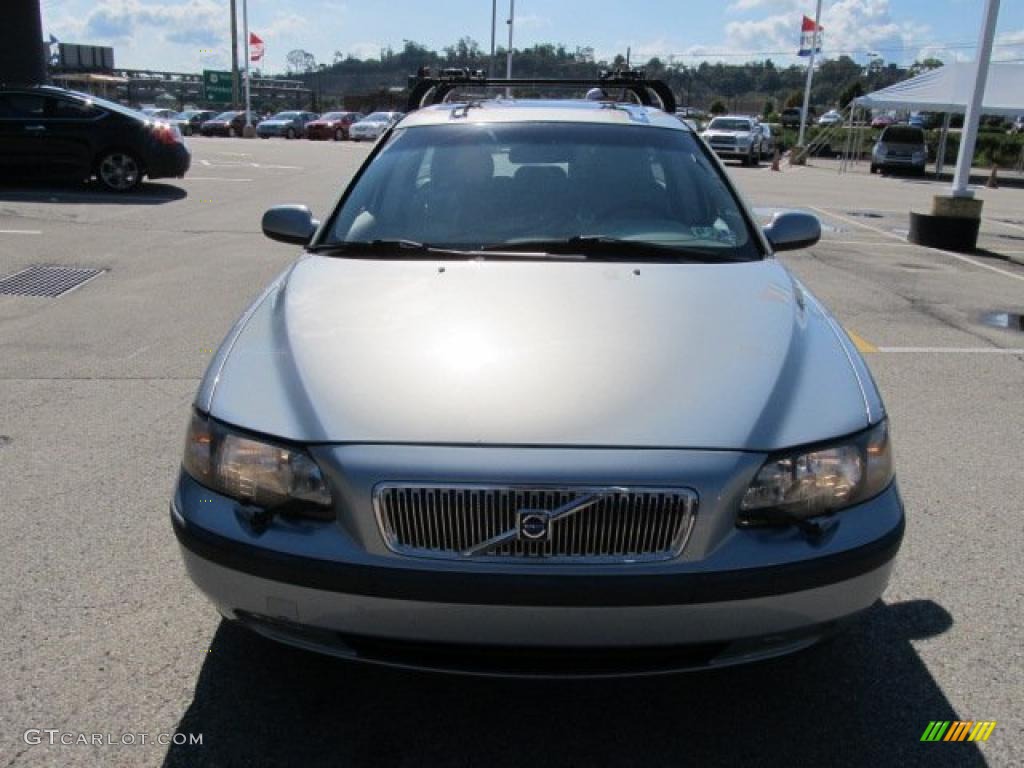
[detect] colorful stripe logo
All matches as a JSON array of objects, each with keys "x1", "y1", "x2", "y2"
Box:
[{"x1": 921, "y1": 721, "x2": 997, "y2": 742}]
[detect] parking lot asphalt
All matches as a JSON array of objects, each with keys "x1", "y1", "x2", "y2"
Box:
[{"x1": 0, "y1": 137, "x2": 1021, "y2": 768}]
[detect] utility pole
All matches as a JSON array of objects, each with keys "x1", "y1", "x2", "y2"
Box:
[
  {"x1": 797, "y1": 0, "x2": 822, "y2": 148},
  {"x1": 951, "y1": 0, "x2": 1000, "y2": 197},
  {"x1": 229, "y1": 0, "x2": 240, "y2": 108},
  {"x1": 3, "y1": 0, "x2": 46, "y2": 85},
  {"x1": 489, "y1": 0, "x2": 497, "y2": 77}
]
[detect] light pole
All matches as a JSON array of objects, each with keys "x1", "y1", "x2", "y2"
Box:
[
  {"x1": 951, "y1": 0, "x2": 1000, "y2": 197},
  {"x1": 489, "y1": 0, "x2": 497, "y2": 77},
  {"x1": 506, "y1": 0, "x2": 515, "y2": 96},
  {"x1": 242, "y1": 0, "x2": 253, "y2": 135},
  {"x1": 230, "y1": 0, "x2": 240, "y2": 107}
]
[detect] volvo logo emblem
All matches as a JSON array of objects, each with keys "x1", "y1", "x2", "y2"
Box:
[{"x1": 517, "y1": 510, "x2": 550, "y2": 541}]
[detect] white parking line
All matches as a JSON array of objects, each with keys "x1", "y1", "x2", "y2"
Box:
[
  {"x1": 877, "y1": 347, "x2": 1024, "y2": 354},
  {"x1": 186, "y1": 177, "x2": 253, "y2": 182},
  {"x1": 985, "y1": 217, "x2": 1024, "y2": 234},
  {"x1": 0, "y1": 229, "x2": 42, "y2": 234},
  {"x1": 810, "y1": 206, "x2": 1024, "y2": 283}
]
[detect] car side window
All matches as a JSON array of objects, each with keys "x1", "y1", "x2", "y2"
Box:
[
  {"x1": 46, "y1": 98, "x2": 104, "y2": 119},
  {"x1": 0, "y1": 93, "x2": 45, "y2": 119}
]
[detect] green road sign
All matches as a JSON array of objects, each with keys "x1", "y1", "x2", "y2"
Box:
[{"x1": 203, "y1": 70, "x2": 233, "y2": 104}]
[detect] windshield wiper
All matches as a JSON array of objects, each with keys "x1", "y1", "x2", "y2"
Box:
[
  {"x1": 481, "y1": 236, "x2": 740, "y2": 262},
  {"x1": 308, "y1": 239, "x2": 471, "y2": 257}
]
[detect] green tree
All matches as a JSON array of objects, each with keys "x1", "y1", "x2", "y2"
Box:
[
  {"x1": 784, "y1": 90, "x2": 804, "y2": 109},
  {"x1": 709, "y1": 99, "x2": 727, "y2": 115},
  {"x1": 762, "y1": 99, "x2": 775, "y2": 117},
  {"x1": 838, "y1": 80, "x2": 864, "y2": 108}
]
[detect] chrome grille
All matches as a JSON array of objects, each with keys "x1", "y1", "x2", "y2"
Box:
[{"x1": 374, "y1": 485, "x2": 697, "y2": 563}]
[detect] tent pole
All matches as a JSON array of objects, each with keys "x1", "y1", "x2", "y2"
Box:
[
  {"x1": 935, "y1": 112, "x2": 950, "y2": 177},
  {"x1": 951, "y1": 0, "x2": 1000, "y2": 197}
]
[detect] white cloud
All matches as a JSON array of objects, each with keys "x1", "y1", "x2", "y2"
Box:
[
  {"x1": 994, "y1": 27, "x2": 1024, "y2": 61},
  {"x1": 346, "y1": 41, "x2": 384, "y2": 60},
  {"x1": 515, "y1": 14, "x2": 551, "y2": 30},
  {"x1": 727, "y1": 0, "x2": 800, "y2": 13},
  {"x1": 83, "y1": 0, "x2": 226, "y2": 47}
]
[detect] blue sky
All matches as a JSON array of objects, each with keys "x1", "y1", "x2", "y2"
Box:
[{"x1": 40, "y1": 0, "x2": 1024, "y2": 75}]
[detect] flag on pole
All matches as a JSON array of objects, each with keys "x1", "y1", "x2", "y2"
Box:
[
  {"x1": 797, "y1": 16, "x2": 823, "y2": 57},
  {"x1": 249, "y1": 33, "x2": 265, "y2": 62}
]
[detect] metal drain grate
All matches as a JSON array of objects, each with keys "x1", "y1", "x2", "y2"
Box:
[{"x1": 0, "y1": 265, "x2": 105, "y2": 297}]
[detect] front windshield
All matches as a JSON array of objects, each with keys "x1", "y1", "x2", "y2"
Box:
[
  {"x1": 271, "y1": 112, "x2": 299, "y2": 119},
  {"x1": 213, "y1": 111, "x2": 238, "y2": 120},
  {"x1": 364, "y1": 112, "x2": 393, "y2": 121},
  {"x1": 326, "y1": 122, "x2": 760, "y2": 260},
  {"x1": 321, "y1": 112, "x2": 346, "y2": 120},
  {"x1": 708, "y1": 118, "x2": 752, "y2": 132}
]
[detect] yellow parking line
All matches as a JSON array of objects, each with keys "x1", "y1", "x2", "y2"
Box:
[{"x1": 846, "y1": 329, "x2": 878, "y2": 354}]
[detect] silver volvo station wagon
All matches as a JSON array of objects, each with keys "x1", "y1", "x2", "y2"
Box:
[{"x1": 172, "y1": 73, "x2": 903, "y2": 676}]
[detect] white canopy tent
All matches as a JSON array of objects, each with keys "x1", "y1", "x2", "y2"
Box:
[
  {"x1": 841, "y1": 61, "x2": 1024, "y2": 176},
  {"x1": 854, "y1": 62, "x2": 1024, "y2": 117}
]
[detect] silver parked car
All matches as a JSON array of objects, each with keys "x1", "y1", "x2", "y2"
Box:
[
  {"x1": 700, "y1": 115, "x2": 764, "y2": 166},
  {"x1": 348, "y1": 111, "x2": 403, "y2": 141},
  {"x1": 871, "y1": 125, "x2": 927, "y2": 174},
  {"x1": 173, "y1": 88, "x2": 903, "y2": 676}
]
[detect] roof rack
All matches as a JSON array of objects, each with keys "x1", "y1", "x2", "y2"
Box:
[{"x1": 405, "y1": 67, "x2": 676, "y2": 114}]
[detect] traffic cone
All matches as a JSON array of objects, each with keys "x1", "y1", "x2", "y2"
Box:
[
  {"x1": 986, "y1": 165, "x2": 999, "y2": 189},
  {"x1": 771, "y1": 149, "x2": 781, "y2": 172}
]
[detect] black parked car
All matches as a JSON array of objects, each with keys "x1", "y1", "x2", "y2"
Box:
[
  {"x1": 199, "y1": 111, "x2": 254, "y2": 137},
  {"x1": 0, "y1": 85, "x2": 190, "y2": 192},
  {"x1": 174, "y1": 109, "x2": 218, "y2": 136}
]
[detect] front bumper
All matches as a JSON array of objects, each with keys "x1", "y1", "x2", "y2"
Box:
[
  {"x1": 874, "y1": 155, "x2": 926, "y2": 170},
  {"x1": 709, "y1": 145, "x2": 753, "y2": 160},
  {"x1": 171, "y1": 454, "x2": 904, "y2": 674}
]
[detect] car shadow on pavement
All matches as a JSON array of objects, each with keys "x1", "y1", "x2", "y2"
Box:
[
  {"x1": 0, "y1": 180, "x2": 186, "y2": 204},
  {"x1": 164, "y1": 599, "x2": 985, "y2": 768}
]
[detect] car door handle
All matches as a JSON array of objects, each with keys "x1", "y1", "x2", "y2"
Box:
[{"x1": 24, "y1": 125, "x2": 47, "y2": 132}]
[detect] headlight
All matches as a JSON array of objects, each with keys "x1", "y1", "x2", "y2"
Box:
[
  {"x1": 739, "y1": 420, "x2": 893, "y2": 525},
  {"x1": 182, "y1": 411, "x2": 333, "y2": 514}
]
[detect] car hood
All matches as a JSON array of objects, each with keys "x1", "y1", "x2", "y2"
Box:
[
  {"x1": 204, "y1": 256, "x2": 874, "y2": 450},
  {"x1": 352, "y1": 121, "x2": 385, "y2": 128},
  {"x1": 259, "y1": 120, "x2": 290, "y2": 127}
]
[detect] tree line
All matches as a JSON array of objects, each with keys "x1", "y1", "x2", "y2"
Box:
[{"x1": 279, "y1": 37, "x2": 943, "y2": 115}]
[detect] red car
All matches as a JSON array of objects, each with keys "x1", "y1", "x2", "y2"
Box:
[
  {"x1": 870, "y1": 114, "x2": 896, "y2": 129},
  {"x1": 305, "y1": 111, "x2": 365, "y2": 141}
]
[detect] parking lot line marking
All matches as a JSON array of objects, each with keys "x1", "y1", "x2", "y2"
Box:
[
  {"x1": 846, "y1": 330, "x2": 878, "y2": 353},
  {"x1": 810, "y1": 206, "x2": 1024, "y2": 283},
  {"x1": 985, "y1": 217, "x2": 1024, "y2": 234},
  {"x1": 824, "y1": 239, "x2": 919, "y2": 248},
  {"x1": 186, "y1": 177, "x2": 253, "y2": 182},
  {"x1": 0, "y1": 229, "x2": 42, "y2": 234},
  {"x1": 877, "y1": 346, "x2": 1024, "y2": 354}
]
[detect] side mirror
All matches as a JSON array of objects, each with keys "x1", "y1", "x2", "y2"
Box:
[
  {"x1": 262, "y1": 205, "x2": 319, "y2": 245},
  {"x1": 763, "y1": 211, "x2": 821, "y2": 252}
]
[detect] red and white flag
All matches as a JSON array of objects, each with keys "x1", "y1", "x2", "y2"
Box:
[
  {"x1": 797, "y1": 16, "x2": 823, "y2": 57},
  {"x1": 249, "y1": 33, "x2": 265, "y2": 62}
]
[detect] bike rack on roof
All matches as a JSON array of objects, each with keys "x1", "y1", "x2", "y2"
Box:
[{"x1": 405, "y1": 67, "x2": 677, "y2": 114}]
